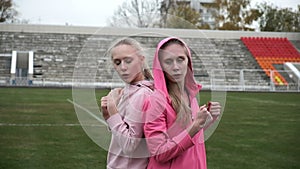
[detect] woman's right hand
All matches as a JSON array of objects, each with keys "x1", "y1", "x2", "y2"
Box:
[
  {"x1": 188, "y1": 105, "x2": 212, "y2": 137},
  {"x1": 101, "y1": 96, "x2": 110, "y2": 120},
  {"x1": 107, "y1": 88, "x2": 123, "y2": 116},
  {"x1": 100, "y1": 88, "x2": 123, "y2": 120}
]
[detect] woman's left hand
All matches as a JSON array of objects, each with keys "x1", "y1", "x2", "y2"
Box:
[{"x1": 207, "y1": 101, "x2": 221, "y2": 121}]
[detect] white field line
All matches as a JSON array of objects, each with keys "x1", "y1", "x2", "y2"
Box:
[
  {"x1": 0, "y1": 99, "x2": 107, "y2": 127},
  {"x1": 0, "y1": 123, "x2": 80, "y2": 127},
  {"x1": 0, "y1": 123, "x2": 106, "y2": 127},
  {"x1": 67, "y1": 99, "x2": 108, "y2": 126}
]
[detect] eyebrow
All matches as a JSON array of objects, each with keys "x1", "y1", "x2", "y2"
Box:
[
  {"x1": 163, "y1": 55, "x2": 186, "y2": 59},
  {"x1": 113, "y1": 56, "x2": 132, "y2": 60}
]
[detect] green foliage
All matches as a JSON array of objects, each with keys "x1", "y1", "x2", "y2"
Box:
[
  {"x1": 0, "y1": 0, "x2": 17, "y2": 23},
  {"x1": 109, "y1": 0, "x2": 299, "y2": 31},
  {"x1": 258, "y1": 3, "x2": 300, "y2": 32},
  {"x1": 198, "y1": 23, "x2": 211, "y2": 30},
  {"x1": 204, "y1": 0, "x2": 299, "y2": 32},
  {"x1": 211, "y1": 0, "x2": 262, "y2": 31},
  {"x1": 166, "y1": 4, "x2": 201, "y2": 29},
  {"x1": 171, "y1": 4, "x2": 200, "y2": 26}
]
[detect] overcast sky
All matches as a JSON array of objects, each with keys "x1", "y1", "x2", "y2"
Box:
[{"x1": 14, "y1": 0, "x2": 299, "y2": 27}]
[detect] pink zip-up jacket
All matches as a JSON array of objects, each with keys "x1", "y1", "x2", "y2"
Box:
[
  {"x1": 143, "y1": 37, "x2": 207, "y2": 169},
  {"x1": 106, "y1": 80, "x2": 153, "y2": 169}
]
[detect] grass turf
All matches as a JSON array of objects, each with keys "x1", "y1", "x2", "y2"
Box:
[{"x1": 0, "y1": 87, "x2": 299, "y2": 169}]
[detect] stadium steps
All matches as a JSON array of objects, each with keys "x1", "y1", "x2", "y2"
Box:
[
  {"x1": 0, "y1": 56, "x2": 11, "y2": 76},
  {"x1": 3, "y1": 29, "x2": 297, "y2": 89}
]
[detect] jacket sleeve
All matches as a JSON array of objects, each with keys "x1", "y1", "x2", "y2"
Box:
[
  {"x1": 143, "y1": 92, "x2": 195, "y2": 163},
  {"x1": 106, "y1": 87, "x2": 151, "y2": 155}
]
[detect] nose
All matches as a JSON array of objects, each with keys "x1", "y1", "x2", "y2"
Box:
[
  {"x1": 172, "y1": 61, "x2": 179, "y2": 71},
  {"x1": 120, "y1": 61, "x2": 127, "y2": 71}
]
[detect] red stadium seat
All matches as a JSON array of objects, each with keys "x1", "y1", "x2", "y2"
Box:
[{"x1": 241, "y1": 36, "x2": 300, "y2": 85}]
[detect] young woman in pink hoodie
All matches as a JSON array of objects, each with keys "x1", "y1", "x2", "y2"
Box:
[
  {"x1": 100, "y1": 38, "x2": 153, "y2": 169},
  {"x1": 143, "y1": 37, "x2": 221, "y2": 169}
]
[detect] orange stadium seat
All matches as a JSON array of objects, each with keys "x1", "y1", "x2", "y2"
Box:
[{"x1": 241, "y1": 36, "x2": 300, "y2": 85}]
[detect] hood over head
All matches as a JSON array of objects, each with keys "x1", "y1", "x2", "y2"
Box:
[{"x1": 152, "y1": 37, "x2": 202, "y2": 101}]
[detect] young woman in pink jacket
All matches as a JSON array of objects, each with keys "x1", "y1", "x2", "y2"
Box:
[
  {"x1": 143, "y1": 37, "x2": 221, "y2": 169},
  {"x1": 101, "y1": 38, "x2": 153, "y2": 169}
]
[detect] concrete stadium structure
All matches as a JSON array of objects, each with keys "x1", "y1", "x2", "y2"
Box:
[{"x1": 0, "y1": 24, "x2": 299, "y2": 91}]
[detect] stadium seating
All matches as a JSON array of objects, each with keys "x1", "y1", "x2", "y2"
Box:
[
  {"x1": 1, "y1": 24, "x2": 300, "y2": 91},
  {"x1": 241, "y1": 37, "x2": 300, "y2": 85}
]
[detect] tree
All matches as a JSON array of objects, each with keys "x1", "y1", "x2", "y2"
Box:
[
  {"x1": 0, "y1": 0, "x2": 17, "y2": 23},
  {"x1": 258, "y1": 3, "x2": 300, "y2": 32},
  {"x1": 166, "y1": 3, "x2": 201, "y2": 29},
  {"x1": 108, "y1": 0, "x2": 161, "y2": 28},
  {"x1": 108, "y1": 0, "x2": 206, "y2": 29},
  {"x1": 209, "y1": 0, "x2": 262, "y2": 31}
]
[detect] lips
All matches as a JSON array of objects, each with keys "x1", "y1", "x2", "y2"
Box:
[
  {"x1": 121, "y1": 74, "x2": 130, "y2": 79},
  {"x1": 172, "y1": 74, "x2": 182, "y2": 78}
]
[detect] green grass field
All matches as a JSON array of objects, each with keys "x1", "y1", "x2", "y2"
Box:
[{"x1": 0, "y1": 87, "x2": 299, "y2": 169}]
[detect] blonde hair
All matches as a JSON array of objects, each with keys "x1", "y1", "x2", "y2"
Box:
[{"x1": 107, "y1": 37, "x2": 153, "y2": 80}]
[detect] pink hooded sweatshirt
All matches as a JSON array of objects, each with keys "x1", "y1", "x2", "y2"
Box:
[
  {"x1": 143, "y1": 37, "x2": 206, "y2": 169},
  {"x1": 106, "y1": 80, "x2": 153, "y2": 169}
]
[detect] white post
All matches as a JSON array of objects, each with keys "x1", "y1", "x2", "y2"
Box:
[
  {"x1": 270, "y1": 70, "x2": 275, "y2": 91},
  {"x1": 11, "y1": 51, "x2": 17, "y2": 74},
  {"x1": 239, "y1": 69, "x2": 245, "y2": 91},
  {"x1": 28, "y1": 51, "x2": 34, "y2": 74},
  {"x1": 10, "y1": 51, "x2": 17, "y2": 85}
]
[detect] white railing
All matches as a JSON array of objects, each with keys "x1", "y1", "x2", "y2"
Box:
[
  {"x1": 206, "y1": 69, "x2": 299, "y2": 92},
  {"x1": 1, "y1": 69, "x2": 299, "y2": 92}
]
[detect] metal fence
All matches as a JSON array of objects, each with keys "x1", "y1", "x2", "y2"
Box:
[
  {"x1": 1, "y1": 69, "x2": 299, "y2": 92},
  {"x1": 203, "y1": 69, "x2": 300, "y2": 92}
]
